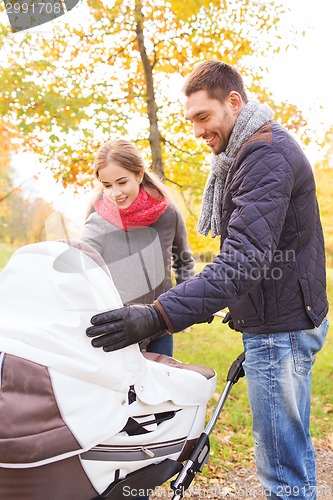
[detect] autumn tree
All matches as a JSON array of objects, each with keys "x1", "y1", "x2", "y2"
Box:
[
  {"x1": 0, "y1": 119, "x2": 19, "y2": 208},
  {"x1": 0, "y1": 119, "x2": 54, "y2": 243},
  {"x1": 25, "y1": 198, "x2": 55, "y2": 242},
  {"x1": 314, "y1": 127, "x2": 333, "y2": 266},
  {"x1": 0, "y1": 0, "x2": 307, "y2": 254},
  {"x1": 0, "y1": 191, "x2": 55, "y2": 244},
  {"x1": 0, "y1": 118, "x2": 24, "y2": 243}
]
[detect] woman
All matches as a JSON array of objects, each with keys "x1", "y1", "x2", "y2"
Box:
[{"x1": 81, "y1": 138, "x2": 195, "y2": 356}]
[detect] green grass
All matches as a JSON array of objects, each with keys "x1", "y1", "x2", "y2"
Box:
[
  {"x1": 311, "y1": 267, "x2": 333, "y2": 443},
  {"x1": 0, "y1": 242, "x2": 19, "y2": 270},
  {"x1": 173, "y1": 265, "x2": 333, "y2": 474}
]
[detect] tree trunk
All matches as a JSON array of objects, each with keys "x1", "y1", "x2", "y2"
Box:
[{"x1": 135, "y1": 0, "x2": 164, "y2": 180}]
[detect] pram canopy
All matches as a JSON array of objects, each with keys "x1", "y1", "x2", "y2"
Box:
[{"x1": 0, "y1": 241, "x2": 216, "y2": 498}]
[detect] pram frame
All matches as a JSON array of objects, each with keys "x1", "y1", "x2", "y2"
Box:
[
  {"x1": 96, "y1": 352, "x2": 245, "y2": 500},
  {"x1": 171, "y1": 351, "x2": 245, "y2": 500}
]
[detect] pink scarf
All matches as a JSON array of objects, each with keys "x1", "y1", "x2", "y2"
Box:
[{"x1": 95, "y1": 188, "x2": 169, "y2": 231}]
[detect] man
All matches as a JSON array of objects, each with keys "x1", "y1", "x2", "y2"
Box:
[{"x1": 86, "y1": 61, "x2": 329, "y2": 499}]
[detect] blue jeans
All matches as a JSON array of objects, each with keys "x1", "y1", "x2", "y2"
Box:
[{"x1": 242, "y1": 318, "x2": 329, "y2": 500}]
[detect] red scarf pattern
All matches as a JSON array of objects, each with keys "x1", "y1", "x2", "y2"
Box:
[{"x1": 95, "y1": 188, "x2": 169, "y2": 231}]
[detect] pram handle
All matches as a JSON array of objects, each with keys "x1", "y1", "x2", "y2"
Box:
[
  {"x1": 227, "y1": 351, "x2": 245, "y2": 383},
  {"x1": 171, "y1": 352, "x2": 245, "y2": 500}
]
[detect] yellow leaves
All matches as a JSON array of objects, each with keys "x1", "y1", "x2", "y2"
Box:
[
  {"x1": 168, "y1": 0, "x2": 220, "y2": 21},
  {"x1": 314, "y1": 160, "x2": 333, "y2": 257},
  {"x1": 0, "y1": 119, "x2": 24, "y2": 170},
  {"x1": 323, "y1": 404, "x2": 333, "y2": 415},
  {"x1": 0, "y1": 0, "x2": 303, "y2": 232}
]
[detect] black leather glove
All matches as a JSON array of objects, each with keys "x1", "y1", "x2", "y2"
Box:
[
  {"x1": 222, "y1": 311, "x2": 240, "y2": 332},
  {"x1": 86, "y1": 304, "x2": 167, "y2": 352}
]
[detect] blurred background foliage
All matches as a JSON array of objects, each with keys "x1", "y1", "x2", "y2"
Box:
[{"x1": 0, "y1": 0, "x2": 332, "y2": 262}]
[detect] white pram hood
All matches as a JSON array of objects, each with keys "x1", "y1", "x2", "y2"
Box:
[{"x1": 0, "y1": 241, "x2": 216, "y2": 468}]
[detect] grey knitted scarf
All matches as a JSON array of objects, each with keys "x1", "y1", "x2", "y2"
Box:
[{"x1": 197, "y1": 99, "x2": 274, "y2": 238}]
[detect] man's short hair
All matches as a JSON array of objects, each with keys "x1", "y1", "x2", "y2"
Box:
[{"x1": 182, "y1": 60, "x2": 248, "y2": 103}]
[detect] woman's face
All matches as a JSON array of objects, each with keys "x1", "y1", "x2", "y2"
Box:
[{"x1": 98, "y1": 162, "x2": 143, "y2": 209}]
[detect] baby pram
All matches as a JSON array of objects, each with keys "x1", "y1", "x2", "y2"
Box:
[{"x1": 0, "y1": 241, "x2": 220, "y2": 499}]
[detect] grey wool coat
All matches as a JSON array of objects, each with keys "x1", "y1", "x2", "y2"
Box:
[{"x1": 80, "y1": 203, "x2": 195, "y2": 305}]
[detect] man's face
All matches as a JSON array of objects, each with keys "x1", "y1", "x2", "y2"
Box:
[{"x1": 184, "y1": 89, "x2": 241, "y2": 154}]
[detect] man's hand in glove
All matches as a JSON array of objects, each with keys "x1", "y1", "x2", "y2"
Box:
[
  {"x1": 86, "y1": 304, "x2": 167, "y2": 352},
  {"x1": 222, "y1": 311, "x2": 241, "y2": 332}
]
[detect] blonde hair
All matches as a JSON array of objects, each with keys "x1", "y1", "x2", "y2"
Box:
[{"x1": 93, "y1": 139, "x2": 169, "y2": 200}]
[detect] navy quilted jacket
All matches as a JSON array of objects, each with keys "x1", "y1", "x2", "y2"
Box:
[{"x1": 156, "y1": 121, "x2": 328, "y2": 334}]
